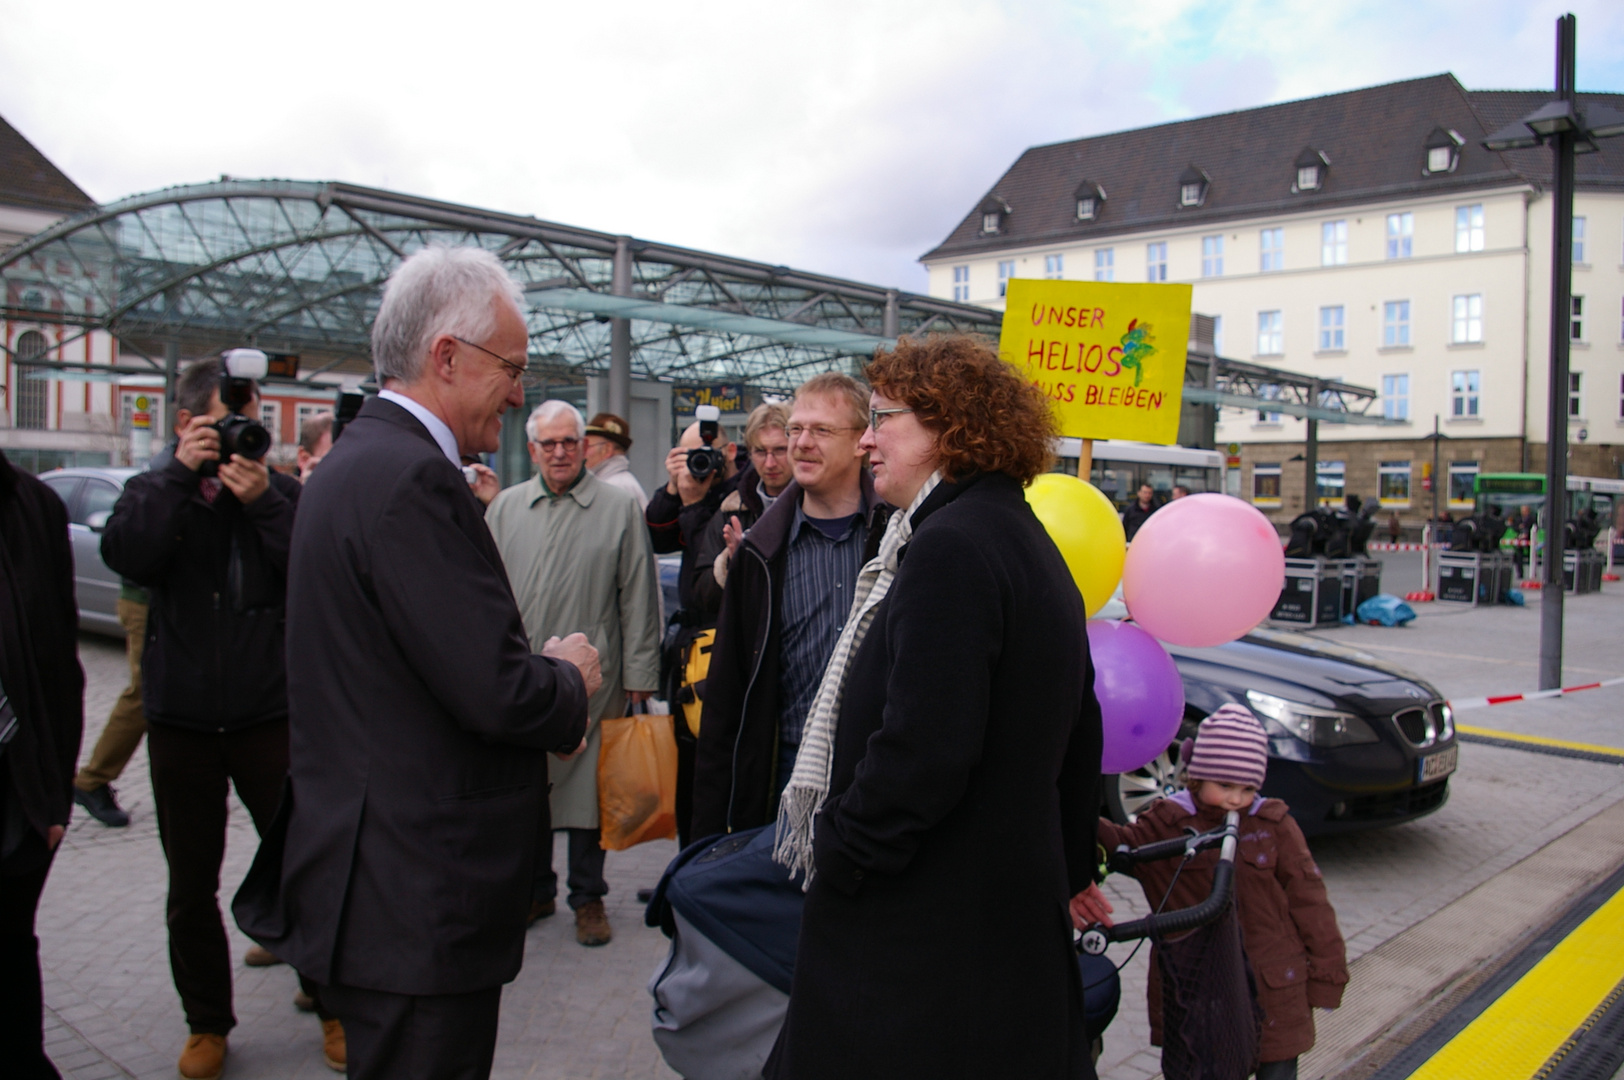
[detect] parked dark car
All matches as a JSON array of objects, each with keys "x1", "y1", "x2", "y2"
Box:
[
  {"x1": 1107, "y1": 627, "x2": 1457, "y2": 837},
  {"x1": 38, "y1": 466, "x2": 140, "y2": 638}
]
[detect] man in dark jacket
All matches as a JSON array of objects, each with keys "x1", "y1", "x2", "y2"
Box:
[
  {"x1": 646, "y1": 420, "x2": 741, "y2": 625},
  {"x1": 100, "y1": 357, "x2": 312, "y2": 1079},
  {"x1": 691, "y1": 374, "x2": 886, "y2": 839},
  {"x1": 0, "y1": 449, "x2": 84, "y2": 1080},
  {"x1": 234, "y1": 245, "x2": 597, "y2": 1080},
  {"x1": 1122, "y1": 482, "x2": 1161, "y2": 541}
]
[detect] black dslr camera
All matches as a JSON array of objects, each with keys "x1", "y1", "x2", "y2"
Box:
[
  {"x1": 200, "y1": 348, "x2": 273, "y2": 478},
  {"x1": 686, "y1": 404, "x2": 726, "y2": 481}
]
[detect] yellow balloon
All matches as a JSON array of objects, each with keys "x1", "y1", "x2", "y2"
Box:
[{"x1": 1025, "y1": 473, "x2": 1127, "y2": 618}]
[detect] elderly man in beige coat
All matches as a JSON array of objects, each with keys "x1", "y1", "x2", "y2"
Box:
[{"x1": 485, "y1": 399, "x2": 662, "y2": 946}]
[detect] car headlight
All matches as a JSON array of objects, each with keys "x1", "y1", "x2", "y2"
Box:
[{"x1": 1245, "y1": 690, "x2": 1380, "y2": 747}]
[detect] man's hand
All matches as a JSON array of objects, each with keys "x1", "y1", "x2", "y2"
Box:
[
  {"x1": 465, "y1": 463, "x2": 500, "y2": 506},
  {"x1": 542, "y1": 633, "x2": 602, "y2": 698},
  {"x1": 47, "y1": 825, "x2": 65, "y2": 851},
  {"x1": 218, "y1": 455, "x2": 270, "y2": 504},
  {"x1": 663, "y1": 445, "x2": 712, "y2": 505},
  {"x1": 554, "y1": 735, "x2": 590, "y2": 761},
  {"x1": 662, "y1": 446, "x2": 688, "y2": 497},
  {"x1": 1070, "y1": 883, "x2": 1115, "y2": 931},
  {"x1": 175, "y1": 415, "x2": 222, "y2": 473},
  {"x1": 722, "y1": 514, "x2": 745, "y2": 559}
]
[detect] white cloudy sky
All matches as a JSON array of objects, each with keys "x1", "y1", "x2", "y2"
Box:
[{"x1": 2, "y1": 0, "x2": 1620, "y2": 291}]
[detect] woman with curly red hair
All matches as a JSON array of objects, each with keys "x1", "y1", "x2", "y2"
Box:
[{"x1": 767, "y1": 335, "x2": 1108, "y2": 1079}]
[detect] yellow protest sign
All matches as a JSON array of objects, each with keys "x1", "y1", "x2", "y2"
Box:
[{"x1": 999, "y1": 279, "x2": 1192, "y2": 445}]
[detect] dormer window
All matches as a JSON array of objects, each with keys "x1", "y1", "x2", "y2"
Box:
[
  {"x1": 1293, "y1": 148, "x2": 1329, "y2": 192},
  {"x1": 977, "y1": 195, "x2": 1011, "y2": 235},
  {"x1": 1178, "y1": 166, "x2": 1210, "y2": 208},
  {"x1": 1074, "y1": 181, "x2": 1106, "y2": 222},
  {"x1": 1423, "y1": 127, "x2": 1464, "y2": 176}
]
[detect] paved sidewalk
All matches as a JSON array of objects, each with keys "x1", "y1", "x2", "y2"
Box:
[{"x1": 41, "y1": 581, "x2": 1624, "y2": 1079}]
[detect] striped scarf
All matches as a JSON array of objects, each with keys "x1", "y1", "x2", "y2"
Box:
[{"x1": 773, "y1": 471, "x2": 943, "y2": 887}]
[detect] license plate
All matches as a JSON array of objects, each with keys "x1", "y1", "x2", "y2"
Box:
[{"x1": 1419, "y1": 745, "x2": 1458, "y2": 783}]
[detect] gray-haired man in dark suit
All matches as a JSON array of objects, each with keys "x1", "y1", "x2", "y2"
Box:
[{"x1": 236, "y1": 245, "x2": 601, "y2": 1080}]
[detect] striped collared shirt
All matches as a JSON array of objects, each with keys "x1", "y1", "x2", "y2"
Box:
[{"x1": 778, "y1": 499, "x2": 869, "y2": 746}]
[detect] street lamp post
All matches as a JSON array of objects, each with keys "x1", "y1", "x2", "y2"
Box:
[{"x1": 1482, "y1": 13, "x2": 1624, "y2": 690}]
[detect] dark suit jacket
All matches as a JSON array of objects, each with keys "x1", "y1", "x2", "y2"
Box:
[{"x1": 234, "y1": 397, "x2": 589, "y2": 996}]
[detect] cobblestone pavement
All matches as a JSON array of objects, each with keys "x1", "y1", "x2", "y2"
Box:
[{"x1": 41, "y1": 581, "x2": 1624, "y2": 1079}]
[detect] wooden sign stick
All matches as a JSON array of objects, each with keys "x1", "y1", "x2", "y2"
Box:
[{"x1": 1077, "y1": 438, "x2": 1093, "y2": 481}]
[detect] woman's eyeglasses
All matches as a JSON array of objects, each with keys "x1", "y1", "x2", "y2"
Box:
[{"x1": 869, "y1": 407, "x2": 913, "y2": 431}]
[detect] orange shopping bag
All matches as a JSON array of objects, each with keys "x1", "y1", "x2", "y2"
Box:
[{"x1": 596, "y1": 702, "x2": 678, "y2": 851}]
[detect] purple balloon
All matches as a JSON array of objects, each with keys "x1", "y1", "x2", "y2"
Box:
[{"x1": 1088, "y1": 620, "x2": 1185, "y2": 774}]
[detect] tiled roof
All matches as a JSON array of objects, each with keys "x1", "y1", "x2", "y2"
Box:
[
  {"x1": 921, "y1": 74, "x2": 1624, "y2": 262},
  {"x1": 0, "y1": 114, "x2": 94, "y2": 214}
]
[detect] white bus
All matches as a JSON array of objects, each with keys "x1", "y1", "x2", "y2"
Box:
[{"x1": 1053, "y1": 438, "x2": 1225, "y2": 512}]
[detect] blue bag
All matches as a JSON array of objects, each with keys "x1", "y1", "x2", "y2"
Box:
[{"x1": 1355, "y1": 593, "x2": 1417, "y2": 627}]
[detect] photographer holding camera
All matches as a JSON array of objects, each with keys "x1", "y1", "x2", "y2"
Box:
[
  {"x1": 101, "y1": 355, "x2": 337, "y2": 1078},
  {"x1": 645, "y1": 406, "x2": 741, "y2": 624}
]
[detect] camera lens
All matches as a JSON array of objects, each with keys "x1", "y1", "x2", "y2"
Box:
[
  {"x1": 215, "y1": 415, "x2": 272, "y2": 463},
  {"x1": 686, "y1": 446, "x2": 719, "y2": 481}
]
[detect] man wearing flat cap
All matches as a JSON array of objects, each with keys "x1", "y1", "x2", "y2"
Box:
[{"x1": 584, "y1": 412, "x2": 648, "y2": 509}]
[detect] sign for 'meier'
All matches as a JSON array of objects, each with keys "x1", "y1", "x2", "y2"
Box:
[{"x1": 998, "y1": 279, "x2": 1192, "y2": 445}]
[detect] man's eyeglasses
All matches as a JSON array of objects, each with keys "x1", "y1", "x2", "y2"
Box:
[
  {"x1": 869, "y1": 407, "x2": 913, "y2": 431},
  {"x1": 533, "y1": 437, "x2": 581, "y2": 455},
  {"x1": 750, "y1": 445, "x2": 791, "y2": 459},
  {"x1": 785, "y1": 424, "x2": 860, "y2": 442},
  {"x1": 453, "y1": 336, "x2": 543, "y2": 389}
]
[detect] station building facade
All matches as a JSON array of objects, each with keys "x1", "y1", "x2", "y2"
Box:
[{"x1": 921, "y1": 75, "x2": 1624, "y2": 528}]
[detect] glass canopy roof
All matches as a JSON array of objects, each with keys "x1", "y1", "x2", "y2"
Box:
[{"x1": 0, "y1": 179, "x2": 1000, "y2": 392}]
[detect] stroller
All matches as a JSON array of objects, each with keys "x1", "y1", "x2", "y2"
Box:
[{"x1": 643, "y1": 816, "x2": 1241, "y2": 1080}]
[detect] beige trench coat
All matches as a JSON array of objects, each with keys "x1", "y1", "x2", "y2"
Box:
[{"x1": 485, "y1": 468, "x2": 662, "y2": 830}]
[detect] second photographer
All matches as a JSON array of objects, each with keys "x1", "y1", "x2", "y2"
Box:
[{"x1": 101, "y1": 354, "x2": 340, "y2": 1078}]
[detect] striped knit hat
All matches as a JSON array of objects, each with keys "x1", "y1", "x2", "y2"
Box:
[{"x1": 1182, "y1": 703, "x2": 1269, "y2": 789}]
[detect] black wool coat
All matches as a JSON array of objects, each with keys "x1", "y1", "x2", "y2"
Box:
[
  {"x1": 0, "y1": 451, "x2": 83, "y2": 863},
  {"x1": 767, "y1": 472, "x2": 1103, "y2": 1080},
  {"x1": 233, "y1": 397, "x2": 589, "y2": 996}
]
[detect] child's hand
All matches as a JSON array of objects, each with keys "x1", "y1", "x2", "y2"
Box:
[{"x1": 1070, "y1": 883, "x2": 1115, "y2": 930}]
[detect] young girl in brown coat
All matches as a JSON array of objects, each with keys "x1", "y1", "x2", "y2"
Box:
[{"x1": 1097, "y1": 704, "x2": 1349, "y2": 1080}]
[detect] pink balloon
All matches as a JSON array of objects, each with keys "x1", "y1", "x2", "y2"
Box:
[
  {"x1": 1088, "y1": 620, "x2": 1186, "y2": 774},
  {"x1": 1122, "y1": 493, "x2": 1285, "y2": 648}
]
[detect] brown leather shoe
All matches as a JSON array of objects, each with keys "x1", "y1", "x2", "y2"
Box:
[
  {"x1": 321, "y1": 1018, "x2": 346, "y2": 1072},
  {"x1": 243, "y1": 945, "x2": 282, "y2": 967},
  {"x1": 575, "y1": 899, "x2": 611, "y2": 946},
  {"x1": 527, "y1": 899, "x2": 556, "y2": 926},
  {"x1": 178, "y1": 1033, "x2": 227, "y2": 1080}
]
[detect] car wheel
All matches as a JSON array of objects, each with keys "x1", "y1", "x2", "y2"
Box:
[{"x1": 1104, "y1": 743, "x2": 1184, "y2": 824}]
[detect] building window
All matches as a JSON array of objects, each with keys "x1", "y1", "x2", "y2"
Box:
[
  {"x1": 1424, "y1": 130, "x2": 1463, "y2": 174},
  {"x1": 1386, "y1": 213, "x2": 1413, "y2": 259},
  {"x1": 996, "y1": 260, "x2": 1015, "y2": 298},
  {"x1": 1448, "y1": 462, "x2": 1479, "y2": 507},
  {"x1": 1321, "y1": 220, "x2": 1348, "y2": 266},
  {"x1": 1573, "y1": 216, "x2": 1586, "y2": 263},
  {"x1": 14, "y1": 330, "x2": 49, "y2": 431},
  {"x1": 1044, "y1": 254, "x2": 1064, "y2": 279},
  {"x1": 1382, "y1": 374, "x2": 1410, "y2": 421},
  {"x1": 1202, "y1": 235, "x2": 1224, "y2": 277},
  {"x1": 1147, "y1": 242, "x2": 1168, "y2": 282},
  {"x1": 1094, "y1": 249, "x2": 1114, "y2": 282},
  {"x1": 1257, "y1": 311, "x2": 1283, "y2": 356},
  {"x1": 1316, "y1": 460, "x2": 1346, "y2": 505},
  {"x1": 1570, "y1": 296, "x2": 1584, "y2": 340},
  {"x1": 1455, "y1": 204, "x2": 1484, "y2": 253},
  {"x1": 260, "y1": 400, "x2": 282, "y2": 446},
  {"x1": 1181, "y1": 182, "x2": 1203, "y2": 207},
  {"x1": 1428, "y1": 146, "x2": 1452, "y2": 172},
  {"x1": 1451, "y1": 370, "x2": 1480, "y2": 418},
  {"x1": 1297, "y1": 164, "x2": 1321, "y2": 191},
  {"x1": 1569, "y1": 372, "x2": 1583, "y2": 418},
  {"x1": 1253, "y1": 464, "x2": 1282, "y2": 505},
  {"x1": 1452, "y1": 294, "x2": 1483, "y2": 344},
  {"x1": 1318, "y1": 306, "x2": 1345, "y2": 351},
  {"x1": 1256, "y1": 384, "x2": 1282, "y2": 423},
  {"x1": 1384, "y1": 300, "x2": 1411, "y2": 347},
  {"x1": 981, "y1": 212, "x2": 1000, "y2": 235},
  {"x1": 952, "y1": 265, "x2": 969, "y2": 302},
  {"x1": 296, "y1": 402, "x2": 328, "y2": 431},
  {"x1": 1260, "y1": 228, "x2": 1284, "y2": 272},
  {"x1": 1379, "y1": 461, "x2": 1412, "y2": 505}
]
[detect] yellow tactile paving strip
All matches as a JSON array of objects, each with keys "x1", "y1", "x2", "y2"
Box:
[
  {"x1": 1457, "y1": 724, "x2": 1624, "y2": 761},
  {"x1": 1404, "y1": 880, "x2": 1624, "y2": 1079}
]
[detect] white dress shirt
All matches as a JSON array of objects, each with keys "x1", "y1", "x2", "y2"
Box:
[{"x1": 379, "y1": 389, "x2": 461, "y2": 467}]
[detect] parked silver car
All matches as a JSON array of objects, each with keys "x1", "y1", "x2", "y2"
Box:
[{"x1": 38, "y1": 466, "x2": 141, "y2": 638}]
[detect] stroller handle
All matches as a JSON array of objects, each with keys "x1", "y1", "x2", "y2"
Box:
[{"x1": 1078, "y1": 811, "x2": 1240, "y2": 957}]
